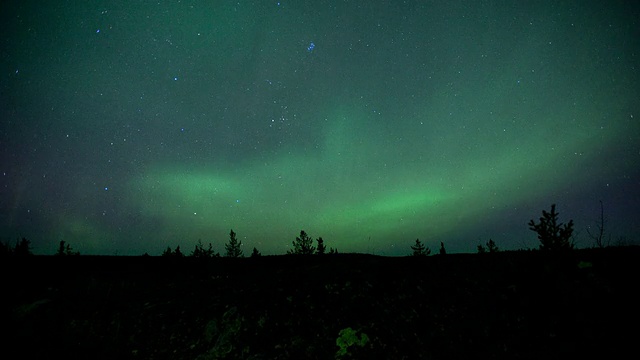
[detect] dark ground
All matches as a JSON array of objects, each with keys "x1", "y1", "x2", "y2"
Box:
[{"x1": 2, "y1": 247, "x2": 639, "y2": 359}]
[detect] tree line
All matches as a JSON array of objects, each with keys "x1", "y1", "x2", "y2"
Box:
[
  {"x1": 0, "y1": 203, "x2": 630, "y2": 257},
  {"x1": 413, "y1": 203, "x2": 573, "y2": 256},
  {"x1": 161, "y1": 229, "x2": 339, "y2": 259}
]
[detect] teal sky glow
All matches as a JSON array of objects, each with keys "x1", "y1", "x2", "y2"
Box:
[{"x1": 1, "y1": 1, "x2": 638, "y2": 255}]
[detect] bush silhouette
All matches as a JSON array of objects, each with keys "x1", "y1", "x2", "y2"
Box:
[{"x1": 528, "y1": 204, "x2": 574, "y2": 251}]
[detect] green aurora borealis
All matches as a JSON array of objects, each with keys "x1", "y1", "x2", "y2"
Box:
[{"x1": 1, "y1": 1, "x2": 639, "y2": 255}]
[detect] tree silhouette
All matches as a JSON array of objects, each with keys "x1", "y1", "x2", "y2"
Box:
[
  {"x1": 13, "y1": 237, "x2": 32, "y2": 256},
  {"x1": 478, "y1": 239, "x2": 499, "y2": 253},
  {"x1": 316, "y1": 237, "x2": 326, "y2": 255},
  {"x1": 174, "y1": 245, "x2": 184, "y2": 257},
  {"x1": 587, "y1": 200, "x2": 609, "y2": 248},
  {"x1": 162, "y1": 246, "x2": 173, "y2": 256},
  {"x1": 56, "y1": 240, "x2": 80, "y2": 256},
  {"x1": 410, "y1": 239, "x2": 431, "y2": 256},
  {"x1": 439, "y1": 242, "x2": 446, "y2": 255},
  {"x1": 287, "y1": 230, "x2": 316, "y2": 255},
  {"x1": 328, "y1": 247, "x2": 338, "y2": 255},
  {"x1": 250, "y1": 247, "x2": 261, "y2": 257},
  {"x1": 192, "y1": 240, "x2": 217, "y2": 258},
  {"x1": 225, "y1": 229, "x2": 244, "y2": 257},
  {"x1": 528, "y1": 204, "x2": 574, "y2": 251}
]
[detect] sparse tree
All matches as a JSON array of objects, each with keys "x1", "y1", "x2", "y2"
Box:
[
  {"x1": 328, "y1": 247, "x2": 338, "y2": 255},
  {"x1": 528, "y1": 204, "x2": 574, "y2": 251},
  {"x1": 587, "y1": 200, "x2": 609, "y2": 248},
  {"x1": 251, "y1": 247, "x2": 261, "y2": 257},
  {"x1": 439, "y1": 242, "x2": 446, "y2": 255},
  {"x1": 225, "y1": 229, "x2": 244, "y2": 257},
  {"x1": 411, "y1": 239, "x2": 431, "y2": 256},
  {"x1": 287, "y1": 230, "x2": 316, "y2": 255},
  {"x1": 316, "y1": 237, "x2": 326, "y2": 255}
]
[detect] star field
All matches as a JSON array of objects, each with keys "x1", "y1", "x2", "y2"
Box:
[{"x1": 1, "y1": 1, "x2": 638, "y2": 255}]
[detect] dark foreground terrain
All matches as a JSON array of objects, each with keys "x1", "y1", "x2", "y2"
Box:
[{"x1": 2, "y1": 247, "x2": 639, "y2": 359}]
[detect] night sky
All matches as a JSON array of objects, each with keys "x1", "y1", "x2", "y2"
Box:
[{"x1": 1, "y1": 1, "x2": 638, "y2": 256}]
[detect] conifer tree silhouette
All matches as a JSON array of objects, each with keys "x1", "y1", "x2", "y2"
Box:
[
  {"x1": 250, "y1": 247, "x2": 261, "y2": 257},
  {"x1": 410, "y1": 239, "x2": 431, "y2": 256},
  {"x1": 439, "y1": 242, "x2": 446, "y2": 255},
  {"x1": 287, "y1": 230, "x2": 316, "y2": 255},
  {"x1": 56, "y1": 240, "x2": 79, "y2": 256},
  {"x1": 478, "y1": 239, "x2": 499, "y2": 253},
  {"x1": 528, "y1": 204, "x2": 574, "y2": 251},
  {"x1": 316, "y1": 237, "x2": 326, "y2": 255},
  {"x1": 192, "y1": 240, "x2": 220, "y2": 258},
  {"x1": 174, "y1": 245, "x2": 184, "y2": 257},
  {"x1": 13, "y1": 237, "x2": 32, "y2": 256},
  {"x1": 163, "y1": 246, "x2": 186, "y2": 257},
  {"x1": 162, "y1": 246, "x2": 173, "y2": 256},
  {"x1": 225, "y1": 229, "x2": 244, "y2": 257}
]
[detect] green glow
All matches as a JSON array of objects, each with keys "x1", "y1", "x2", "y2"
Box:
[
  {"x1": 2, "y1": 2, "x2": 637, "y2": 255},
  {"x1": 126, "y1": 100, "x2": 624, "y2": 254}
]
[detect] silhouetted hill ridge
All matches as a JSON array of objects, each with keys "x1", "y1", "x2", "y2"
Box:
[{"x1": 2, "y1": 246, "x2": 638, "y2": 359}]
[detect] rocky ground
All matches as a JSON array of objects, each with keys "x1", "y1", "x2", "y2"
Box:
[{"x1": 2, "y1": 247, "x2": 639, "y2": 359}]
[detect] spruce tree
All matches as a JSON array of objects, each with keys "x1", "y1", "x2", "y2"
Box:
[
  {"x1": 251, "y1": 247, "x2": 261, "y2": 257},
  {"x1": 477, "y1": 244, "x2": 486, "y2": 253},
  {"x1": 316, "y1": 237, "x2": 326, "y2": 255},
  {"x1": 174, "y1": 246, "x2": 184, "y2": 257},
  {"x1": 225, "y1": 229, "x2": 244, "y2": 257},
  {"x1": 56, "y1": 240, "x2": 79, "y2": 256},
  {"x1": 528, "y1": 204, "x2": 574, "y2": 251},
  {"x1": 287, "y1": 230, "x2": 315, "y2": 255},
  {"x1": 410, "y1": 239, "x2": 431, "y2": 256},
  {"x1": 162, "y1": 246, "x2": 173, "y2": 257},
  {"x1": 486, "y1": 239, "x2": 499, "y2": 253},
  {"x1": 14, "y1": 237, "x2": 32, "y2": 256}
]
